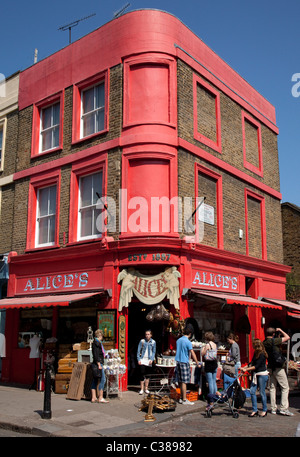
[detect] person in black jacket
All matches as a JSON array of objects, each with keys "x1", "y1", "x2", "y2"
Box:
[
  {"x1": 91, "y1": 329, "x2": 108, "y2": 403},
  {"x1": 240, "y1": 339, "x2": 269, "y2": 417}
]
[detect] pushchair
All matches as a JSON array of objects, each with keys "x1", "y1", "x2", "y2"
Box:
[{"x1": 205, "y1": 372, "x2": 246, "y2": 419}]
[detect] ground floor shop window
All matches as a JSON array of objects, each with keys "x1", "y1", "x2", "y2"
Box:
[
  {"x1": 57, "y1": 307, "x2": 97, "y2": 344},
  {"x1": 193, "y1": 304, "x2": 234, "y2": 346},
  {"x1": 18, "y1": 309, "x2": 53, "y2": 347}
]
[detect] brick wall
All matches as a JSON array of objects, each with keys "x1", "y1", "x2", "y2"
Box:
[
  {"x1": 281, "y1": 203, "x2": 300, "y2": 282},
  {"x1": 177, "y1": 59, "x2": 283, "y2": 263},
  {"x1": 10, "y1": 64, "x2": 123, "y2": 255}
]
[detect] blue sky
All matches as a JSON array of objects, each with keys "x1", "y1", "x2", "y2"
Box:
[{"x1": 1, "y1": 0, "x2": 299, "y2": 206}]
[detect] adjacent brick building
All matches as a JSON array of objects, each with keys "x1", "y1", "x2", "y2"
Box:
[
  {"x1": 281, "y1": 202, "x2": 300, "y2": 303},
  {"x1": 0, "y1": 10, "x2": 298, "y2": 387}
]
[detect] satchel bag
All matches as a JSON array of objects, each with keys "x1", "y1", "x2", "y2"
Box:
[
  {"x1": 91, "y1": 363, "x2": 102, "y2": 379},
  {"x1": 223, "y1": 361, "x2": 236, "y2": 377}
]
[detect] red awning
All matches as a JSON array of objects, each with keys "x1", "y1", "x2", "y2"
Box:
[
  {"x1": 287, "y1": 312, "x2": 300, "y2": 319},
  {"x1": 262, "y1": 298, "x2": 300, "y2": 313},
  {"x1": 0, "y1": 292, "x2": 103, "y2": 309},
  {"x1": 190, "y1": 290, "x2": 282, "y2": 309}
]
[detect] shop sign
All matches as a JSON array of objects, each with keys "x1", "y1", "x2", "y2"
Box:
[
  {"x1": 117, "y1": 267, "x2": 181, "y2": 311},
  {"x1": 192, "y1": 269, "x2": 239, "y2": 293},
  {"x1": 16, "y1": 270, "x2": 100, "y2": 295}
]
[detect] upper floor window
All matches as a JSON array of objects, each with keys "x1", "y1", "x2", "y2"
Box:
[
  {"x1": 40, "y1": 102, "x2": 60, "y2": 153},
  {"x1": 36, "y1": 185, "x2": 57, "y2": 246},
  {"x1": 78, "y1": 171, "x2": 103, "y2": 240},
  {"x1": 81, "y1": 83, "x2": 105, "y2": 138},
  {"x1": 31, "y1": 91, "x2": 64, "y2": 158},
  {"x1": 72, "y1": 71, "x2": 108, "y2": 144}
]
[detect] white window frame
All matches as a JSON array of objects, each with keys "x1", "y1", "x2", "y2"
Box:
[
  {"x1": 80, "y1": 82, "x2": 105, "y2": 138},
  {"x1": 36, "y1": 185, "x2": 57, "y2": 247},
  {"x1": 78, "y1": 171, "x2": 103, "y2": 240},
  {"x1": 40, "y1": 102, "x2": 60, "y2": 153}
]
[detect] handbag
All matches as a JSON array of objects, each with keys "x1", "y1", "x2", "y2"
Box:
[
  {"x1": 204, "y1": 342, "x2": 217, "y2": 361},
  {"x1": 91, "y1": 363, "x2": 102, "y2": 379}
]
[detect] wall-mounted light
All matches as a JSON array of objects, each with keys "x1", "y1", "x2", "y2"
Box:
[{"x1": 239, "y1": 229, "x2": 243, "y2": 239}]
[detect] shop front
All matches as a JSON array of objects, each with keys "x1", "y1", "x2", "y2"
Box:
[{"x1": 0, "y1": 245, "x2": 114, "y2": 386}]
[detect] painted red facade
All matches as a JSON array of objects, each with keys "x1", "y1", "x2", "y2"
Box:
[{"x1": 1, "y1": 10, "x2": 298, "y2": 388}]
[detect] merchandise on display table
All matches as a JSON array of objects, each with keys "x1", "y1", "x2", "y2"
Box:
[{"x1": 104, "y1": 349, "x2": 127, "y2": 397}]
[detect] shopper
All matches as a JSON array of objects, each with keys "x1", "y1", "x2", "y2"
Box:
[
  {"x1": 175, "y1": 325, "x2": 201, "y2": 405},
  {"x1": 263, "y1": 327, "x2": 294, "y2": 416},
  {"x1": 241, "y1": 339, "x2": 269, "y2": 417},
  {"x1": 91, "y1": 329, "x2": 109, "y2": 403},
  {"x1": 202, "y1": 331, "x2": 218, "y2": 396},
  {"x1": 227, "y1": 332, "x2": 241, "y2": 377},
  {"x1": 137, "y1": 330, "x2": 156, "y2": 395}
]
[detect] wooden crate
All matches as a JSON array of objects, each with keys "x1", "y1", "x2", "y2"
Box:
[
  {"x1": 66, "y1": 363, "x2": 88, "y2": 400},
  {"x1": 58, "y1": 358, "x2": 77, "y2": 373},
  {"x1": 55, "y1": 379, "x2": 70, "y2": 394}
]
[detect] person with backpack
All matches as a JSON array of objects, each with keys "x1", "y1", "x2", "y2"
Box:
[
  {"x1": 202, "y1": 331, "x2": 218, "y2": 396},
  {"x1": 263, "y1": 327, "x2": 294, "y2": 416},
  {"x1": 240, "y1": 339, "x2": 269, "y2": 417}
]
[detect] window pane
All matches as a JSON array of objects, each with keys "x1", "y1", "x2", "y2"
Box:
[
  {"x1": 95, "y1": 84, "x2": 104, "y2": 108},
  {"x1": 96, "y1": 109, "x2": 104, "y2": 133},
  {"x1": 48, "y1": 215, "x2": 56, "y2": 243},
  {"x1": 0, "y1": 129, "x2": 3, "y2": 149},
  {"x1": 38, "y1": 188, "x2": 50, "y2": 217},
  {"x1": 94, "y1": 208, "x2": 102, "y2": 234},
  {"x1": 81, "y1": 208, "x2": 93, "y2": 237},
  {"x1": 83, "y1": 113, "x2": 95, "y2": 137},
  {"x1": 41, "y1": 130, "x2": 52, "y2": 152},
  {"x1": 92, "y1": 172, "x2": 102, "y2": 204},
  {"x1": 52, "y1": 126, "x2": 59, "y2": 149},
  {"x1": 42, "y1": 106, "x2": 52, "y2": 129},
  {"x1": 53, "y1": 103, "x2": 60, "y2": 125},
  {"x1": 49, "y1": 186, "x2": 57, "y2": 214},
  {"x1": 82, "y1": 87, "x2": 94, "y2": 114},
  {"x1": 38, "y1": 218, "x2": 49, "y2": 245},
  {"x1": 80, "y1": 174, "x2": 93, "y2": 207}
]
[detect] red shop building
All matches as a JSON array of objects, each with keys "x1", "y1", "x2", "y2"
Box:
[{"x1": 0, "y1": 10, "x2": 298, "y2": 388}]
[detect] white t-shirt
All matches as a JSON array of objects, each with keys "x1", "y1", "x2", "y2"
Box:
[{"x1": 29, "y1": 335, "x2": 41, "y2": 358}]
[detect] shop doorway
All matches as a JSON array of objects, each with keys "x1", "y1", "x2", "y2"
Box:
[{"x1": 127, "y1": 301, "x2": 169, "y2": 386}]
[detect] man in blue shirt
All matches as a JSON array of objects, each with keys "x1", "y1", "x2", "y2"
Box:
[{"x1": 175, "y1": 325, "x2": 201, "y2": 405}]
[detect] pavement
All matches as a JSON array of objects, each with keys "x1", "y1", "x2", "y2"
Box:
[
  {"x1": 0, "y1": 383, "x2": 299, "y2": 439},
  {"x1": 0, "y1": 383, "x2": 208, "y2": 437}
]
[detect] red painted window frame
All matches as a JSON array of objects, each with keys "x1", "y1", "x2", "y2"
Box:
[
  {"x1": 123, "y1": 53, "x2": 177, "y2": 128},
  {"x1": 72, "y1": 70, "x2": 109, "y2": 144},
  {"x1": 26, "y1": 169, "x2": 61, "y2": 251},
  {"x1": 31, "y1": 91, "x2": 64, "y2": 158},
  {"x1": 244, "y1": 188, "x2": 267, "y2": 260},
  {"x1": 193, "y1": 74, "x2": 222, "y2": 154},
  {"x1": 195, "y1": 163, "x2": 223, "y2": 249},
  {"x1": 242, "y1": 111, "x2": 263, "y2": 177},
  {"x1": 68, "y1": 153, "x2": 107, "y2": 244}
]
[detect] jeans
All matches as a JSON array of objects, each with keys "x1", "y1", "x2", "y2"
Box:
[
  {"x1": 206, "y1": 369, "x2": 218, "y2": 395},
  {"x1": 250, "y1": 374, "x2": 268, "y2": 412},
  {"x1": 91, "y1": 364, "x2": 106, "y2": 391}
]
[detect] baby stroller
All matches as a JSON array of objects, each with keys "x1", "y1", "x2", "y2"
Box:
[{"x1": 205, "y1": 372, "x2": 246, "y2": 419}]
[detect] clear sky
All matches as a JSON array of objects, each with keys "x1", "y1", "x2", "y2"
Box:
[{"x1": 1, "y1": 0, "x2": 299, "y2": 206}]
